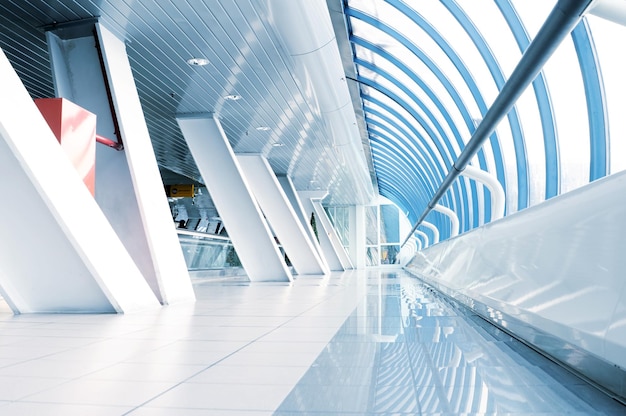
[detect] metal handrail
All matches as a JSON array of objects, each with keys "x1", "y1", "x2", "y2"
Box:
[{"x1": 401, "y1": 0, "x2": 594, "y2": 247}]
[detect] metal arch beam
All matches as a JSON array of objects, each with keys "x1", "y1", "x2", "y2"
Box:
[
  {"x1": 495, "y1": 0, "x2": 561, "y2": 202},
  {"x1": 345, "y1": 11, "x2": 492, "y2": 173},
  {"x1": 365, "y1": 100, "x2": 473, "y2": 231},
  {"x1": 369, "y1": 135, "x2": 451, "y2": 224},
  {"x1": 370, "y1": 128, "x2": 463, "y2": 237},
  {"x1": 384, "y1": 0, "x2": 507, "y2": 211},
  {"x1": 438, "y1": 0, "x2": 528, "y2": 212},
  {"x1": 372, "y1": 142, "x2": 457, "y2": 214},
  {"x1": 356, "y1": 58, "x2": 487, "y2": 224},
  {"x1": 368, "y1": 120, "x2": 442, "y2": 195},
  {"x1": 364, "y1": 97, "x2": 448, "y2": 181},
  {"x1": 401, "y1": 0, "x2": 594, "y2": 247},
  {"x1": 372, "y1": 154, "x2": 430, "y2": 213},
  {"x1": 377, "y1": 181, "x2": 420, "y2": 223},
  {"x1": 364, "y1": 93, "x2": 474, "y2": 227},
  {"x1": 352, "y1": 36, "x2": 467, "y2": 161},
  {"x1": 372, "y1": 151, "x2": 429, "y2": 208},
  {"x1": 349, "y1": 23, "x2": 482, "y2": 227},
  {"x1": 355, "y1": 73, "x2": 453, "y2": 169},
  {"x1": 571, "y1": 19, "x2": 609, "y2": 181},
  {"x1": 355, "y1": 58, "x2": 460, "y2": 165}
]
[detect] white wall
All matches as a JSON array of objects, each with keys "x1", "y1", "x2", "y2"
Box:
[{"x1": 405, "y1": 170, "x2": 626, "y2": 399}]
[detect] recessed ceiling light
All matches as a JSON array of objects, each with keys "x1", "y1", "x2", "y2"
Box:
[
  {"x1": 272, "y1": 142, "x2": 284, "y2": 147},
  {"x1": 186, "y1": 57, "x2": 209, "y2": 66},
  {"x1": 224, "y1": 94, "x2": 242, "y2": 101},
  {"x1": 256, "y1": 126, "x2": 271, "y2": 131}
]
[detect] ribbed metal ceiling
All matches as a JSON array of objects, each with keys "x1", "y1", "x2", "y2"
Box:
[{"x1": 0, "y1": 0, "x2": 376, "y2": 206}]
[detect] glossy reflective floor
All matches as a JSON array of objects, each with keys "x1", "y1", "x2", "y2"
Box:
[{"x1": 0, "y1": 269, "x2": 623, "y2": 415}]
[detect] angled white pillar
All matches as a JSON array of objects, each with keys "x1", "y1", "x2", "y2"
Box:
[
  {"x1": 422, "y1": 221, "x2": 440, "y2": 245},
  {"x1": 45, "y1": 22, "x2": 194, "y2": 304},
  {"x1": 434, "y1": 204, "x2": 460, "y2": 238},
  {"x1": 237, "y1": 155, "x2": 328, "y2": 276},
  {"x1": 415, "y1": 230, "x2": 429, "y2": 249},
  {"x1": 298, "y1": 191, "x2": 344, "y2": 271},
  {"x1": 299, "y1": 192, "x2": 354, "y2": 270},
  {"x1": 176, "y1": 114, "x2": 292, "y2": 282},
  {"x1": 277, "y1": 175, "x2": 329, "y2": 271},
  {"x1": 313, "y1": 199, "x2": 354, "y2": 270},
  {"x1": 0, "y1": 48, "x2": 160, "y2": 313}
]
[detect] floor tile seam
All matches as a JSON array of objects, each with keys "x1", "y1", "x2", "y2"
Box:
[
  {"x1": 120, "y1": 281, "x2": 363, "y2": 415},
  {"x1": 0, "y1": 398, "x2": 133, "y2": 410},
  {"x1": 3, "y1": 332, "x2": 198, "y2": 403}
]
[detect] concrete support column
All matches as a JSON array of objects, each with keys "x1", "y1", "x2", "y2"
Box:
[
  {"x1": 177, "y1": 114, "x2": 292, "y2": 282},
  {"x1": 349, "y1": 205, "x2": 367, "y2": 269},
  {"x1": 298, "y1": 191, "x2": 345, "y2": 271},
  {"x1": 45, "y1": 22, "x2": 194, "y2": 304},
  {"x1": 277, "y1": 175, "x2": 329, "y2": 272},
  {"x1": 237, "y1": 155, "x2": 328, "y2": 276},
  {"x1": 0, "y1": 48, "x2": 160, "y2": 313}
]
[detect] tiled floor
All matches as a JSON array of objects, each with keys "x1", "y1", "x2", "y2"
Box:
[{"x1": 0, "y1": 268, "x2": 623, "y2": 415}]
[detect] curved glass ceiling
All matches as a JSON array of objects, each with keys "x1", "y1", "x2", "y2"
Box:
[{"x1": 343, "y1": 0, "x2": 622, "y2": 247}]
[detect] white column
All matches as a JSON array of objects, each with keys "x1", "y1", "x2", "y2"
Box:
[
  {"x1": 45, "y1": 23, "x2": 194, "y2": 304},
  {"x1": 237, "y1": 155, "x2": 328, "y2": 276},
  {"x1": 277, "y1": 175, "x2": 329, "y2": 271},
  {"x1": 177, "y1": 114, "x2": 292, "y2": 282},
  {"x1": 0, "y1": 48, "x2": 160, "y2": 313},
  {"x1": 422, "y1": 221, "x2": 440, "y2": 245},
  {"x1": 434, "y1": 204, "x2": 460, "y2": 238},
  {"x1": 298, "y1": 191, "x2": 344, "y2": 271},
  {"x1": 349, "y1": 205, "x2": 367, "y2": 269},
  {"x1": 313, "y1": 200, "x2": 354, "y2": 270}
]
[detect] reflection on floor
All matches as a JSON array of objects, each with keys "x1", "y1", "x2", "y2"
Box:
[
  {"x1": 276, "y1": 271, "x2": 625, "y2": 415},
  {"x1": 0, "y1": 269, "x2": 622, "y2": 415}
]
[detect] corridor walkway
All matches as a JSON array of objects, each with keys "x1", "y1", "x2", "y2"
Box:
[{"x1": 0, "y1": 269, "x2": 623, "y2": 415}]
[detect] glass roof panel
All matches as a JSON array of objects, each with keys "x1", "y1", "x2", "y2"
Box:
[
  {"x1": 543, "y1": 35, "x2": 590, "y2": 195},
  {"x1": 509, "y1": 0, "x2": 556, "y2": 41},
  {"x1": 344, "y1": 0, "x2": 612, "y2": 242},
  {"x1": 587, "y1": 15, "x2": 626, "y2": 175}
]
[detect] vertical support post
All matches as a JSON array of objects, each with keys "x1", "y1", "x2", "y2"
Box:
[
  {"x1": 177, "y1": 114, "x2": 292, "y2": 282},
  {"x1": 349, "y1": 205, "x2": 367, "y2": 269},
  {"x1": 277, "y1": 175, "x2": 329, "y2": 271},
  {"x1": 237, "y1": 155, "x2": 328, "y2": 276},
  {"x1": 45, "y1": 22, "x2": 194, "y2": 304},
  {"x1": 312, "y1": 200, "x2": 354, "y2": 270},
  {"x1": 298, "y1": 191, "x2": 345, "y2": 271}
]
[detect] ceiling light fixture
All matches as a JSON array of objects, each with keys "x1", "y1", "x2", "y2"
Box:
[
  {"x1": 256, "y1": 126, "x2": 271, "y2": 131},
  {"x1": 224, "y1": 94, "x2": 242, "y2": 101},
  {"x1": 272, "y1": 142, "x2": 284, "y2": 147},
  {"x1": 186, "y1": 57, "x2": 209, "y2": 66}
]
